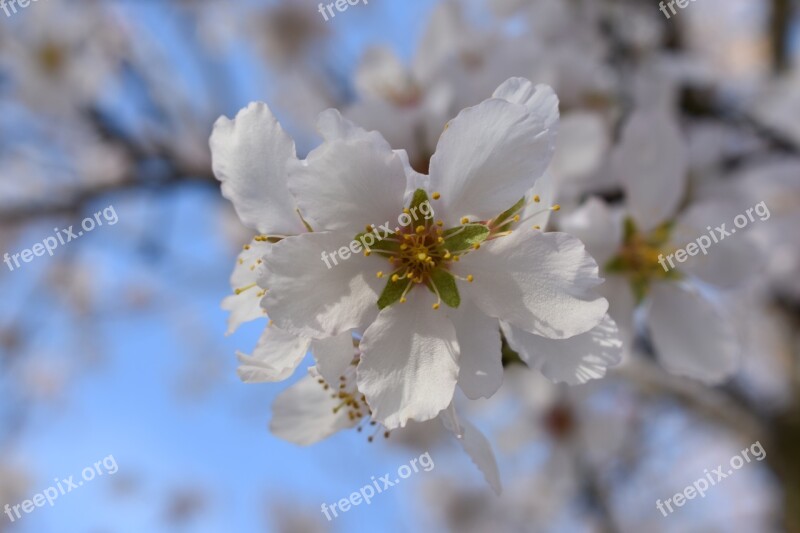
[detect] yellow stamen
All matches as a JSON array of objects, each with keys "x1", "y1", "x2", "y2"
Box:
[{"x1": 432, "y1": 192, "x2": 441, "y2": 200}]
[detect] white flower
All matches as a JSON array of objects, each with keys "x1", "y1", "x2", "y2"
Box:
[
  {"x1": 0, "y1": 0, "x2": 123, "y2": 115},
  {"x1": 211, "y1": 77, "x2": 621, "y2": 431},
  {"x1": 561, "y1": 108, "x2": 761, "y2": 383}
]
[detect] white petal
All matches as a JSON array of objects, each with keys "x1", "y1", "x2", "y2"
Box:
[
  {"x1": 261, "y1": 231, "x2": 384, "y2": 339},
  {"x1": 222, "y1": 240, "x2": 271, "y2": 335},
  {"x1": 551, "y1": 111, "x2": 610, "y2": 183},
  {"x1": 647, "y1": 282, "x2": 738, "y2": 383},
  {"x1": 492, "y1": 77, "x2": 559, "y2": 116},
  {"x1": 559, "y1": 197, "x2": 623, "y2": 266},
  {"x1": 428, "y1": 83, "x2": 559, "y2": 226},
  {"x1": 270, "y1": 374, "x2": 356, "y2": 446},
  {"x1": 358, "y1": 292, "x2": 459, "y2": 429},
  {"x1": 670, "y1": 201, "x2": 763, "y2": 288},
  {"x1": 440, "y1": 408, "x2": 502, "y2": 495},
  {"x1": 311, "y1": 331, "x2": 356, "y2": 385},
  {"x1": 613, "y1": 109, "x2": 688, "y2": 232},
  {"x1": 210, "y1": 102, "x2": 306, "y2": 235},
  {"x1": 259, "y1": 232, "x2": 390, "y2": 339},
  {"x1": 520, "y1": 171, "x2": 555, "y2": 229},
  {"x1": 596, "y1": 275, "x2": 637, "y2": 354},
  {"x1": 501, "y1": 315, "x2": 623, "y2": 385},
  {"x1": 449, "y1": 301, "x2": 503, "y2": 400},
  {"x1": 457, "y1": 230, "x2": 608, "y2": 339},
  {"x1": 288, "y1": 111, "x2": 407, "y2": 233},
  {"x1": 236, "y1": 326, "x2": 310, "y2": 383}
]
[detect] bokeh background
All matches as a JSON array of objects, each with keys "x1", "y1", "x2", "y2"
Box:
[{"x1": 1, "y1": 0, "x2": 799, "y2": 531}]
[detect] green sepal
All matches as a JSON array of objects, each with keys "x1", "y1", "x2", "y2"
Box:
[
  {"x1": 442, "y1": 224, "x2": 490, "y2": 252},
  {"x1": 429, "y1": 268, "x2": 460, "y2": 308},
  {"x1": 407, "y1": 189, "x2": 434, "y2": 226},
  {"x1": 377, "y1": 277, "x2": 409, "y2": 310},
  {"x1": 493, "y1": 196, "x2": 526, "y2": 229},
  {"x1": 353, "y1": 231, "x2": 400, "y2": 255}
]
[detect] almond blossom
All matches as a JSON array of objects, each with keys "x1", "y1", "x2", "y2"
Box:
[
  {"x1": 211, "y1": 77, "x2": 623, "y2": 435},
  {"x1": 561, "y1": 108, "x2": 763, "y2": 383}
]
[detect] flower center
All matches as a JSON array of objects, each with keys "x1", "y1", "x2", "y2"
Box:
[
  {"x1": 606, "y1": 218, "x2": 679, "y2": 301},
  {"x1": 364, "y1": 190, "x2": 559, "y2": 310}
]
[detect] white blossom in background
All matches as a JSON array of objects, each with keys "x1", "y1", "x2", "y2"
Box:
[
  {"x1": 561, "y1": 108, "x2": 764, "y2": 383},
  {"x1": 0, "y1": 0, "x2": 125, "y2": 116}
]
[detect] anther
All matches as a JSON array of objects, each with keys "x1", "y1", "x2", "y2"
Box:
[
  {"x1": 552, "y1": 204, "x2": 561, "y2": 211},
  {"x1": 432, "y1": 192, "x2": 441, "y2": 200},
  {"x1": 467, "y1": 275, "x2": 474, "y2": 282},
  {"x1": 460, "y1": 217, "x2": 469, "y2": 224},
  {"x1": 376, "y1": 271, "x2": 384, "y2": 278},
  {"x1": 533, "y1": 195, "x2": 540, "y2": 203}
]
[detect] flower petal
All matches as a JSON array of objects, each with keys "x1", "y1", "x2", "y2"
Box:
[
  {"x1": 261, "y1": 231, "x2": 384, "y2": 339},
  {"x1": 457, "y1": 230, "x2": 608, "y2": 339},
  {"x1": 558, "y1": 197, "x2": 623, "y2": 266},
  {"x1": 670, "y1": 201, "x2": 763, "y2": 288},
  {"x1": 210, "y1": 102, "x2": 306, "y2": 235},
  {"x1": 501, "y1": 315, "x2": 623, "y2": 385},
  {"x1": 440, "y1": 407, "x2": 502, "y2": 495},
  {"x1": 311, "y1": 331, "x2": 356, "y2": 385},
  {"x1": 647, "y1": 282, "x2": 738, "y2": 383},
  {"x1": 596, "y1": 274, "x2": 636, "y2": 354},
  {"x1": 236, "y1": 325, "x2": 310, "y2": 383},
  {"x1": 613, "y1": 109, "x2": 688, "y2": 232},
  {"x1": 288, "y1": 111, "x2": 407, "y2": 233},
  {"x1": 428, "y1": 81, "x2": 559, "y2": 226},
  {"x1": 270, "y1": 373, "x2": 356, "y2": 446},
  {"x1": 222, "y1": 240, "x2": 270, "y2": 335},
  {"x1": 449, "y1": 301, "x2": 503, "y2": 400},
  {"x1": 358, "y1": 291, "x2": 459, "y2": 429}
]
